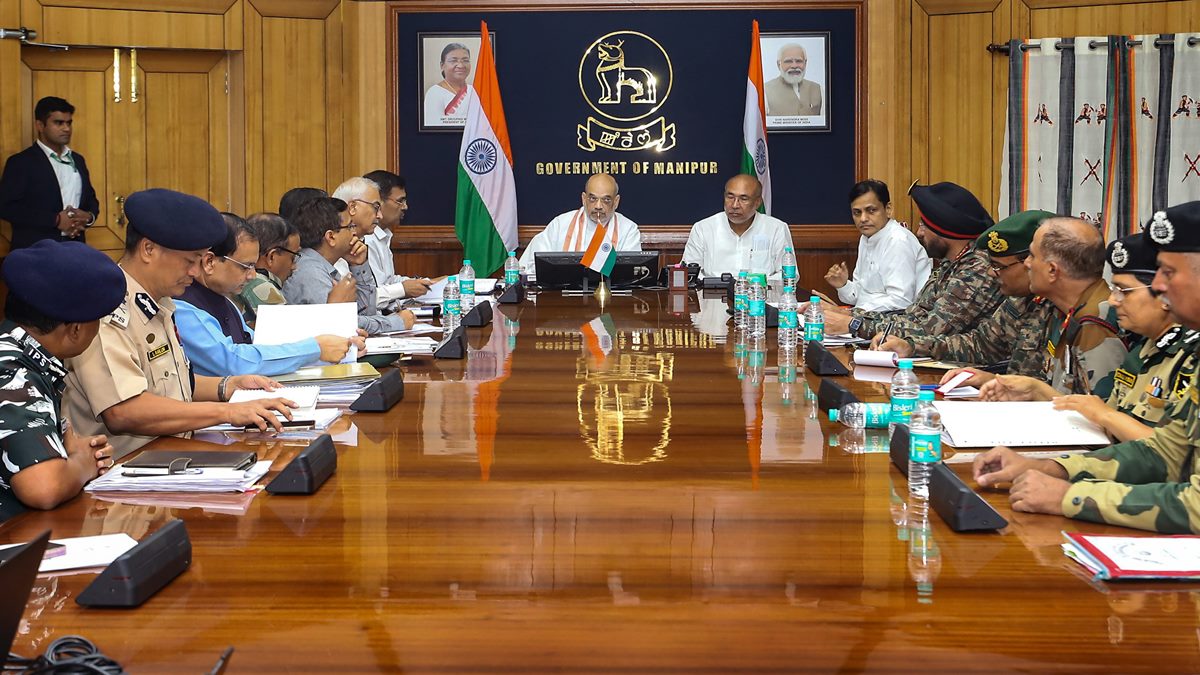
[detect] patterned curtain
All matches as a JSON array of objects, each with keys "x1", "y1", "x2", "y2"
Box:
[{"x1": 1000, "y1": 33, "x2": 1200, "y2": 242}]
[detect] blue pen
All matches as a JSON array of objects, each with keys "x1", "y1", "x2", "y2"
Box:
[{"x1": 919, "y1": 384, "x2": 939, "y2": 390}]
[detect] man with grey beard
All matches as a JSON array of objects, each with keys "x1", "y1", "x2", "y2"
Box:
[{"x1": 764, "y1": 44, "x2": 822, "y2": 116}]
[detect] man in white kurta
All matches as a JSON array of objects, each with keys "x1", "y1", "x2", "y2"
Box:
[
  {"x1": 825, "y1": 180, "x2": 931, "y2": 312},
  {"x1": 518, "y1": 173, "x2": 642, "y2": 274},
  {"x1": 682, "y1": 174, "x2": 795, "y2": 278}
]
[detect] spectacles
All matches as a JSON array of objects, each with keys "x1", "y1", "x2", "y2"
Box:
[
  {"x1": 272, "y1": 246, "x2": 300, "y2": 258},
  {"x1": 352, "y1": 199, "x2": 382, "y2": 214},
  {"x1": 1107, "y1": 282, "x2": 1153, "y2": 301},
  {"x1": 585, "y1": 194, "x2": 614, "y2": 206},
  {"x1": 988, "y1": 257, "x2": 1027, "y2": 273},
  {"x1": 221, "y1": 256, "x2": 256, "y2": 273},
  {"x1": 386, "y1": 196, "x2": 408, "y2": 207}
]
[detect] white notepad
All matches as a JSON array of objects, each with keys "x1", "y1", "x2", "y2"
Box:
[
  {"x1": 229, "y1": 385, "x2": 319, "y2": 409},
  {"x1": 934, "y1": 401, "x2": 1111, "y2": 447}
]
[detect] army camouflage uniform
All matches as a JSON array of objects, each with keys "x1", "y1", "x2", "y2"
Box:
[
  {"x1": 1042, "y1": 278, "x2": 1129, "y2": 400},
  {"x1": 902, "y1": 295, "x2": 1054, "y2": 377},
  {"x1": 235, "y1": 270, "x2": 285, "y2": 327},
  {"x1": 852, "y1": 248, "x2": 1003, "y2": 339},
  {"x1": 0, "y1": 320, "x2": 70, "y2": 522},
  {"x1": 1054, "y1": 347, "x2": 1200, "y2": 533},
  {"x1": 1107, "y1": 326, "x2": 1199, "y2": 426}
]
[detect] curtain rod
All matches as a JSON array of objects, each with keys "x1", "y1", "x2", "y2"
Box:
[{"x1": 987, "y1": 36, "x2": 1199, "y2": 54}]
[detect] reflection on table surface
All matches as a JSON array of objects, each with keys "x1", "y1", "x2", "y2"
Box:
[{"x1": 3, "y1": 290, "x2": 1198, "y2": 672}]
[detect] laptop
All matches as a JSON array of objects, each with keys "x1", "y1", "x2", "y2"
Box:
[{"x1": 0, "y1": 530, "x2": 50, "y2": 664}]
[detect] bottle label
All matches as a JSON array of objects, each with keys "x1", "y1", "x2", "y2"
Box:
[
  {"x1": 444, "y1": 298, "x2": 461, "y2": 316},
  {"x1": 734, "y1": 294, "x2": 749, "y2": 312},
  {"x1": 909, "y1": 431, "x2": 942, "y2": 463},
  {"x1": 890, "y1": 396, "x2": 917, "y2": 424},
  {"x1": 749, "y1": 299, "x2": 765, "y2": 317},
  {"x1": 782, "y1": 264, "x2": 797, "y2": 281},
  {"x1": 779, "y1": 310, "x2": 799, "y2": 329},
  {"x1": 460, "y1": 279, "x2": 475, "y2": 296},
  {"x1": 863, "y1": 403, "x2": 892, "y2": 428},
  {"x1": 504, "y1": 270, "x2": 519, "y2": 285},
  {"x1": 779, "y1": 364, "x2": 796, "y2": 383},
  {"x1": 749, "y1": 350, "x2": 765, "y2": 367},
  {"x1": 804, "y1": 321, "x2": 824, "y2": 342}
]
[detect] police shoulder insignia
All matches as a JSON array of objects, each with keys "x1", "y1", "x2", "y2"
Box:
[
  {"x1": 106, "y1": 302, "x2": 129, "y2": 329},
  {"x1": 987, "y1": 231, "x2": 1009, "y2": 253}
]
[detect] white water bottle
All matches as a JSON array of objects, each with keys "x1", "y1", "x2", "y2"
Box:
[
  {"x1": 828, "y1": 402, "x2": 892, "y2": 429},
  {"x1": 777, "y1": 285, "x2": 799, "y2": 355},
  {"x1": 442, "y1": 275, "x2": 461, "y2": 336},
  {"x1": 908, "y1": 390, "x2": 942, "y2": 500},
  {"x1": 458, "y1": 259, "x2": 476, "y2": 312},
  {"x1": 889, "y1": 358, "x2": 920, "y2": 433},
  {"x1": 733, "y1": 270, "x2": 750, "y2": 330},
  {"x1": 748, "y1": 274, "x2": 767, "y2": 338},
  {"x1": 803, "y1": 296, "x2": 824, "y2": 344},
  {"x1": 503, "y1": 251, "x2": 519, "y2": 287},
  {"x1": 781, "y1": 246, "x2": 798, "y2": 293}
]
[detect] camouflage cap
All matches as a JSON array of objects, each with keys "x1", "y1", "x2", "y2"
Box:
[
  {"x1": 1144, "y1": 200, "x2": 1200, "y2": 253},
  {"x1": 1107, "y1": 232, "x2": 1158, "y2": 275},
  {"x1": 975, "y1": 209, "x2": 1053, "y2": 258}
]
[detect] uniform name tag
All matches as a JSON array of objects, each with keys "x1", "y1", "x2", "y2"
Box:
[
  {"x1": 1113, "y1": 368, "x2": 1136, "y2": 389},
  {"x1": 147, "y1": 344, "x2": 170, "y2": 361}
]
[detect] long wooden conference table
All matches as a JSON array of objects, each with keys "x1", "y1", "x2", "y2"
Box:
[{"x1": 3, "y1": 290, "x2": 1198, "y2": 672}]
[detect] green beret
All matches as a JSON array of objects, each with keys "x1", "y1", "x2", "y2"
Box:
[{"x1": 975, "y1": 209, "x2": 1054, "y2": 257}]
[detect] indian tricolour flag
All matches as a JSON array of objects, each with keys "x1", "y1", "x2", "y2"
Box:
[
  {"x1": 581, "y1": 314, "x2": 616, "y2": 365},
  {"x1": 455, "y1": 21, "x2": 518, "y2": 276},
  {"x1": 580, "y1": 224, "x2": 615, "y2": 276},
  {"x1": 740, "y1": 20, "x2": 772, "y2": 215}
]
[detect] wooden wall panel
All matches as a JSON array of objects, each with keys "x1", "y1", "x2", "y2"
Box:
[
  {"x1": 145, "y1": 72, "x2": 213, "y2": 197},
  {"x1": 37, "y1": 0, "x2": 234, "y2": 12},
  {"x1": 1029, "y1": 1, "x2": 1193, "y2": 36},
  {"x1": 343, "y1": 0, "x2": 388, "y2": 176},
  {"x1": 260, "y1": 17, "x2": 329, "y2": 209},
  {"x1": 926, "y1": 12, "x2": 997, "y2": 209},
  {"x1": 40, "y1": 6, "x2": 226, "y2": 49}
]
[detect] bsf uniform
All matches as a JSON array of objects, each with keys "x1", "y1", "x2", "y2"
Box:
[
  {"x1": 902, "y1": 210, "x2": 1054, "y2": 375},
  {"x1": 852, "y1": 181, "x2": 1003, "y2": 339},
  {"x1": 65, "y1": 189, "x2": 226, "y2": 460},
  {"x1": 0, "y1": 241, "x2": 124, "y2": 521},
  {"x1": 1103, "y1": 232, "x2": 1198, "y2": 426},
  {"x1": 1052, "y1": 201, "x2": 1200, "y2": 533}
]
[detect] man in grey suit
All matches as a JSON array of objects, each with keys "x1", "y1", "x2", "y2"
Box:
[{"x1": 764, "y1": 44, "x2": 822, "y2": 117}]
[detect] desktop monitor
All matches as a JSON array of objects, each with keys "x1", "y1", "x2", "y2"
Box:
[
  {"x1": 0, "y1": 531, "x2": 49, "y2": 662},
  {"x1": 534, "y1": 251, "x2": 660, "y2": 290}
]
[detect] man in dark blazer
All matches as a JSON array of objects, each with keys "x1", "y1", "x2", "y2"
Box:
[{"x1": 0, "y1": 97, "x2": 99, "y2": 250}]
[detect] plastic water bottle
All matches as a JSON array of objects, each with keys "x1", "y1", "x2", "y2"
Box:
[
  {"x1": 803, "y1": 296, "x2": 824, "y2": 344},
  {"x1": 442, "y1": 275, "x2": 461, "y2": 336},
  {"x1": 748, "y1": 273, "x2": 767, "y2": 338},
  {"x1": 777, "y1": 285, "x2": 799, "y2": 355},
  {"x1": 889, "y1": 358, "x2": 920, "y2": 433},
  {"x1": 908, "y1": 390, "x2": 942, "y2": 500},
  {"x1": 733, "y1": 271, "x2": 750, "y2": 330},
  {"x1": 781, "y1": 246, "x2": 798, "y2": 293},
  {"x1": 778, "y1": 349, "x2": 797, "y2": 404},
  {"x1": 747, "y1": 334, "x2": 766, "y2": 386},
  {"x1": 503, "y1": 251, "x2": 519, "y2": 287},
  {"x1": 828, "y1": 402, "x2": 892, "y2": 428},
  {"x1": 458, "y1": 259, "x2": 476, "y2": 312}
]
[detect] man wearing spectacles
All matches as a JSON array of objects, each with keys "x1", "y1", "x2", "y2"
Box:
[
  {"x1": 876, "y1": 210, "x2": 1055, "y2": 380},
  {"x1": 681, "y1": 174, "x2": 794, "y2": 279},
  {"x1": 173, "y1": 212, "x2": 357, "y2": 377},
  {"x1": 517, "y1": 173, "x2": 643, "y2": 274},
  {"x1": 360, "y1": 171, "x2": 439, "y2": 309}
]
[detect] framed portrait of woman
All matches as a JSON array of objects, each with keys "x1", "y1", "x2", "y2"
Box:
[{"x1": 418, "y1": 32, "x2": 496, "y2": 132}]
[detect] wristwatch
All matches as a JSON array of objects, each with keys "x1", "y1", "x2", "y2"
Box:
[{"x1": 848, "y1": 317, "x2": 864, "y2": 336}]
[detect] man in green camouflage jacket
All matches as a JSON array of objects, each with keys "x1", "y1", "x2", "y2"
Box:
[
  {"x1": 877, "y1": 209, "x2": 1055, "y2": 377},
  {"x1": 823, "y1": 181, "x2": 1003, "y2": 340},
  {"x1": 972, "y1": 200, "x2": 1200, "y2": 534}
]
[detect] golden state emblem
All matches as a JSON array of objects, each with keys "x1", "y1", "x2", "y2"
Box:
[
  {"x1": 987, "y1": 231, "x2": 1009, "y2": 254},
  {"x1": 577, "y1": 31, "x2": 676, "y2": 152}
]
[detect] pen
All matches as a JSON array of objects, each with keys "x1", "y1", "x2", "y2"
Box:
[
  {"x1": 208, "y1": 646, "x2": 234, "y2": 675},
  {"x1": 879, "y1": 320, "x2": 895, "y2": 344}
]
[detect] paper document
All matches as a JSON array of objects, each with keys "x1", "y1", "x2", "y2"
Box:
[
  {"x1": 365, "y1": 336, "x2": 438, "y2": 354},
  {"x1": 1062, "y1": 532, "x2": 1200, "y2": 581},
  {"x1": 823, "y1": 333, "x2": 870, "y2": 347},
  {"x1": 934, "y1": 401, "x2": 1111, "y2": 447},
  {"x1": 0, "y1": 533, "x2": 139, "y2": 573},
  {"x1": 229, "y1": 385, "x2": 319, "y2": 409},
  {"x1": 852, "y1": 351, "x2": 931, "y2": 368},
  {"x1": 199, "y1": 407, "x2": 343, "y2": 432},
  {"x1": 86, "y1": 459, "x2": 272, "y2": 493},
  {"x1": 253, "y1": 303, "x2": 359, "y2": 362},
  {"x1": 379, "y1": 323, "x2": 442, "y2": 336},
  {"x1": 412, "y1": 277, "x2": 450, "y2": 303},
  {"x1": 275, "y1": 362, "x2": 380, "y2": 385}
]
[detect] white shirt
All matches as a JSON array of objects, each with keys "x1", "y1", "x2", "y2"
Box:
[
  {"x1": 518, "y1": 208, "x2": 642, "y2": 273},
  {"x1": 682, "y1": 212, "x2": 794, "y2": 279},
  {"x1": 836, "y1": 219, "x2": 932, "y2": 312},
  {"x1": 423, "y1": 85, "x2": 467, "y2": 126},
  {"x1": 365, "y1": 226, "x2": 413, "y2": 308},
  {"x1": 36, "y1": 140, "x2": 82, "y2": 210}
]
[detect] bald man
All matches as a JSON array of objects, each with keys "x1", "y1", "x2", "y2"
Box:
[
  {"x1": 518, "y1": 173, "x2": 643, "y2": 274},
  {"x1": 682, "y1": 174, "x2": 795, "y2": 278}
]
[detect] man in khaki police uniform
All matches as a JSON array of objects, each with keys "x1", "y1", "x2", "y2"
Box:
[{"x1": 66, "y1": 189, "x2": 295, "y2": 459}]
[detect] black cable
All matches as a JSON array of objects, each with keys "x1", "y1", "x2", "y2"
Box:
[{"x1": 6, "y1": 636, "x2": 123, "y2": 675}]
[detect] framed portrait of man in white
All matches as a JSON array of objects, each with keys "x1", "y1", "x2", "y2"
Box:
[{"x1": 760, "y1": 32, "x2": 831, "y2": 133}]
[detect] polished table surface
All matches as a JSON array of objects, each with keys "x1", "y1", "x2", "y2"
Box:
[{"x1": 4, "y1": 290, "x2": 1199, "y2": 673}]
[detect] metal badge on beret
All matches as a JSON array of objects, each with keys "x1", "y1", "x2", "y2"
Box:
[
  {"x1": 1110, "y1": 241, "x2": 1129, "y2": 268},
  {"x1": 1149, "y1": 211, "x2": 1175, "y2": 245},
  {"x1": 987, "y1": 231, "x2": 1009, "y2": 253}
]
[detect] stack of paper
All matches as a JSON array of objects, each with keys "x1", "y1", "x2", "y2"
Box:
[
  {"x1": 275, "y1": 362, "x2": 380, "y2": 385},
  {"x1": 230, "y1": 385, "x2": 319, "y2": 408},
  {"x1": 85, "y1": 460, "x2": 272, "y2": 493},
  {"x1": 365, "y1": 336, "x2": 438, "y2": 354},
  {"x1": 0, "y1": 534, "x2": 139, "y2": 573},
  {"x1": 200, "y1": 407, "x2": 343, "y2": 432},
  {"x1": 378, "y1": 323, "x2": 443, "y2": 336},
  {"x1": 253, "y1": 303, "x2": 359, "y2": 363},
  {"x1": 934, "y1": 401, "x2": 1111, "y2": 447},
  {"x1": 824, "y1": 333, "x2": 870, "y2": 347},
  {"x1": 1062, "y1": 532, "x2": 1200, "y2": 581}
]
